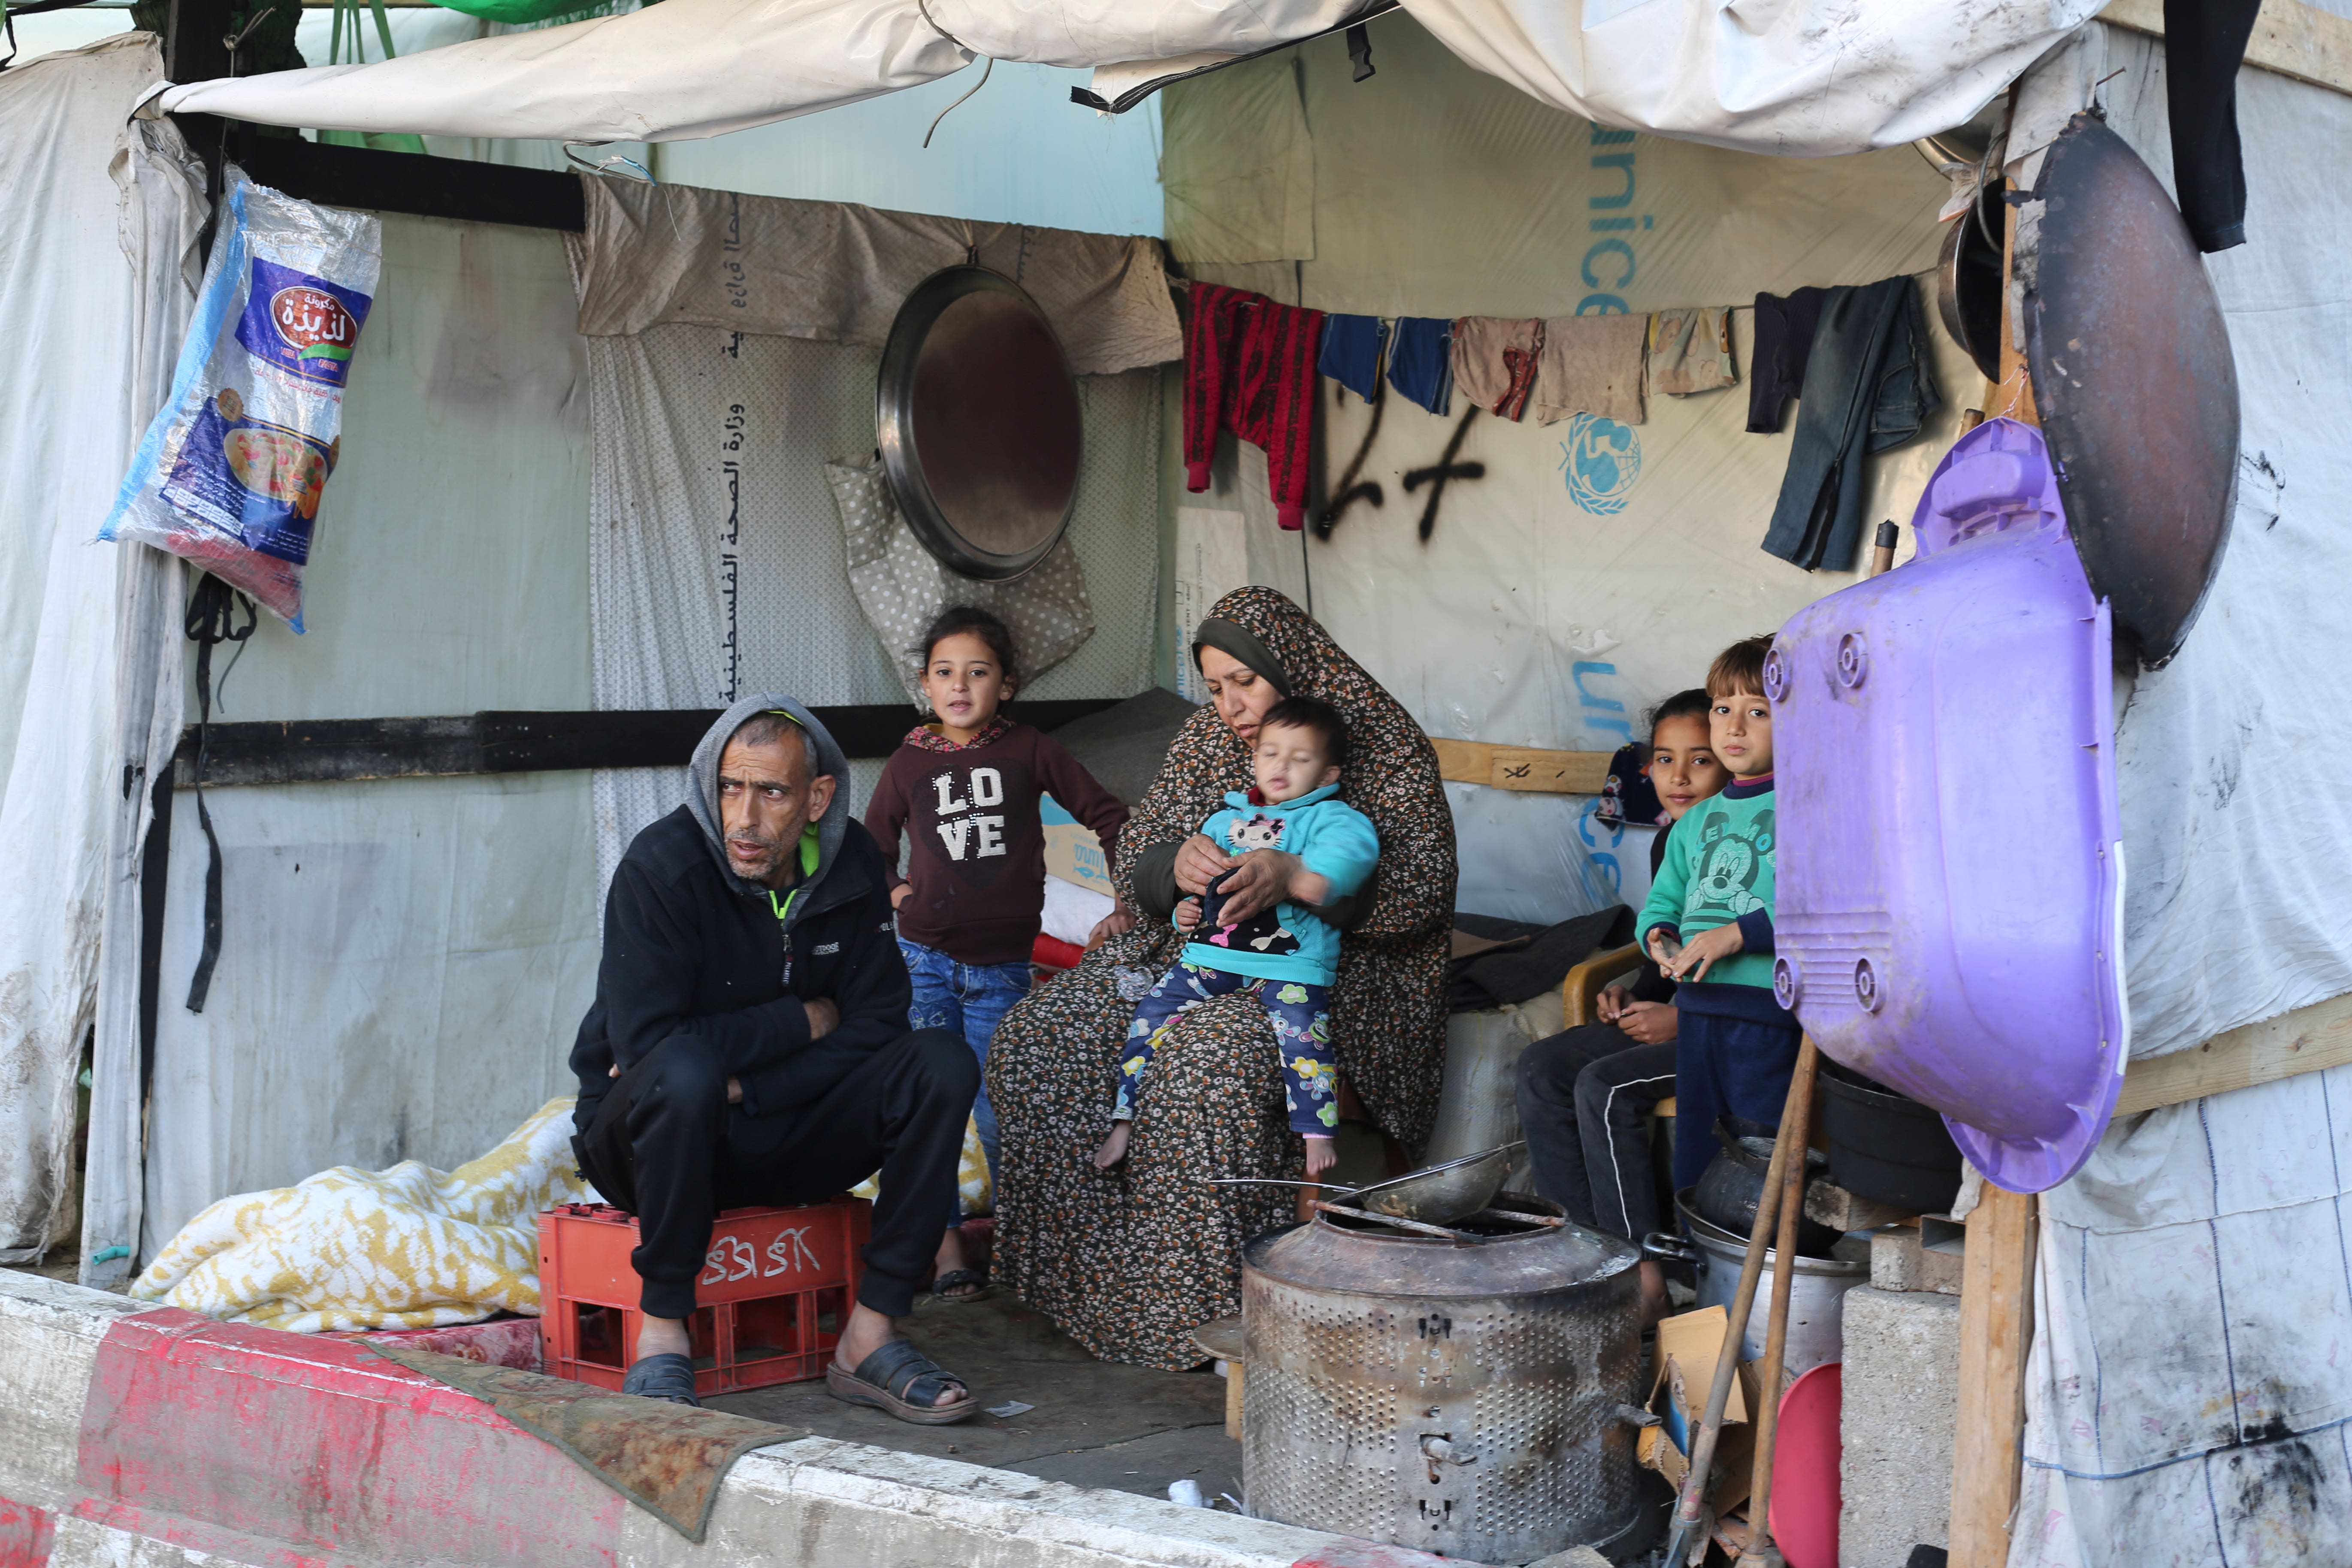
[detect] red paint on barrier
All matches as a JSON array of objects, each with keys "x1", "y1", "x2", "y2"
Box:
[
  {"x1": 1289, "y1": 1544, "x2": 1462, "y2": 1568},
  {"x1": 74, "y1": 1308, "x2": 626, "y2": 1568},
  {"x1": 0, "y1": 1496, "x2": 55, "y2": 1568}
]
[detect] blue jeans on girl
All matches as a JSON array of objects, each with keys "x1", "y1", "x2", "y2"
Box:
[
  {"x1": 899, "y1": 938, "x2": 1031, "y2": 1223},
  {"x1": 1115, "y1": 960, "x2": 1336, "y2": 1137}
]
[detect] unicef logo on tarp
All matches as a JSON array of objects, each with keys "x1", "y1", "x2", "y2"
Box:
[{"x1": 1558, "y1": 415, "x2": 1642, "y2": 515}]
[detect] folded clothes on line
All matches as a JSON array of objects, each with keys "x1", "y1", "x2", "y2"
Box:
[
  {"x1": 1386, "y1": 316, "x2": 1454, "y2": 414},
  {"x1": 1318, "y1": 313, "x2": 1387, "y2": 405},
  {"x1": 1647, "y1": 305, "x2": 1738, "y2": 398},
  {"x1": 1453, "y1": 315, "x2": 1546, "y2": 421},
  {"x1": 1535, "y1": 311, "x2": 1648, "y2": 426}
]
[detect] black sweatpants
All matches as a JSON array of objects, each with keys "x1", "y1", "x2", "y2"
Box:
[
  {"x1": 579, "y1": 1027, "x2": 976, "y2": 1321},
  {"x1": 1515, "y1": 1026, "x2": 1676, "y2": 1243}
]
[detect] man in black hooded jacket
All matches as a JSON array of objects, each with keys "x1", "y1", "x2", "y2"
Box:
[{"x1": 571, "y1": 694, "x2": 975, "y2": 1420}]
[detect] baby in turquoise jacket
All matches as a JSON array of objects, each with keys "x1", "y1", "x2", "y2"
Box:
[{"x1": 1093, "y1": 696, "x2": 1379, "y2": 1177}]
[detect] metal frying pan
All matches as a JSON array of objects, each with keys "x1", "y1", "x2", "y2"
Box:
[
  {"x1": 1203, "y1": 1141, "x2": 1526, "y2": 1227},
  {"x1": 876, "y1": 266, "x2": 1083, "y2": 581},
  {"x1": 2023, "y1": 112, "x2": 2238, "y2": 666}
]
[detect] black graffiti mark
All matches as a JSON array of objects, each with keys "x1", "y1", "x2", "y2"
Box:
[
  {"x1": 1403, "y1": 405, "x2": 1485, "y2": 542},
  {"x1": 1315, "y1": 377, "x2": 1388, "y2": 539}
]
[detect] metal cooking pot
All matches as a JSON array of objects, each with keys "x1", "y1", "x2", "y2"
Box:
[
  {"x1": 1642, "y1": 1190, "x2": 1868, "y2": 1378},
  {"x1": 1691, "y1": 1117, "x2": 1841, "y2": 1258}
]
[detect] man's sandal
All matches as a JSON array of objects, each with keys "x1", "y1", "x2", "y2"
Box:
[
  {"x1": 825, "y1": 1339, "x2": 975, "y2": 1426},
  {"x1": 620, "y1": 1351, "x2": 701, "y2": 1406},
  {"x1": 930, "y1": 1268, "x2": 990, "y2": 1304}
]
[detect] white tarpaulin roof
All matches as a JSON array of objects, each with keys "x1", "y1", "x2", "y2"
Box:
[{"x1": 144, "y1": 0, "x2": 2105, "y2": 157}]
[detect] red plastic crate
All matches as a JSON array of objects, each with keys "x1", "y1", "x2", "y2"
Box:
[{"x1": 537, "y1": 1198, "x2": 870, "y2": 1398}]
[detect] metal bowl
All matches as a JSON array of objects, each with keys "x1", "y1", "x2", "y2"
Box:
[{"x1": 1353, "y1": 1141, "x2": 1523, "y2": 1226}]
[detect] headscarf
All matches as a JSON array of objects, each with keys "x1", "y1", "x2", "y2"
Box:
[{"x1": 1116, "y1": 586, "x2": 1456, "y2": 949}]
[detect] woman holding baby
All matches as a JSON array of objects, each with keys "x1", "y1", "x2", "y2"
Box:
[{"x1": 986, "y1": 587, "x2": 1458, "y2": 1369}]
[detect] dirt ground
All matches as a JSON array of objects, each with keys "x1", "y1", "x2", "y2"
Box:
[{"x1": 709, "y1": 1287, "x2": 1243, "y2": 1502}]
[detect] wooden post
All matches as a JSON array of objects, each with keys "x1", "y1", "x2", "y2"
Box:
[{"x1": 1947, "y1": 1184, "x2": 2037, "y2": 1568}]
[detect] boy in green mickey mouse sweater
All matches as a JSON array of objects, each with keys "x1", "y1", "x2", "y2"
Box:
[{"x1": 1638, "y1": 634, "x2": 1804, "y2": 1194}]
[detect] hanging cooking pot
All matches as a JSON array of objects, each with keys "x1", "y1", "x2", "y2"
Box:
[{"x1": 1690, "y1": 1116, "x2": 1842, "y2": 1259}]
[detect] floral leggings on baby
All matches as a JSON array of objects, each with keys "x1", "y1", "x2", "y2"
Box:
[{"x1": 1114, "y1": 960, "x2": 1337, "y2": 1137}]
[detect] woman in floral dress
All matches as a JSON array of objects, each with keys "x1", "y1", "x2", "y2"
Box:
[{"x1": 986, "y1": 587, "x2": 1457, "y2": 1369}]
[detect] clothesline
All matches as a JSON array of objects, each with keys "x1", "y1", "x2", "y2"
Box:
[{"x1": 1175, "y1": 270, "x2": 1942, "y2": 567}]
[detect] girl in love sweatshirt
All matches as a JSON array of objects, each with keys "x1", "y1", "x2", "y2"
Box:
[{"x1": 865, "y1": 719, "x2": 1128, "y2": 967}]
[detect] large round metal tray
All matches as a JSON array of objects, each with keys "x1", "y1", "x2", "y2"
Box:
[
  {"x1": 2026, "y1": 112, "x2": 2238, "y2": 666},
  {"x1": 877, "y1": 266, "x2": 1082, "y2": 581}
]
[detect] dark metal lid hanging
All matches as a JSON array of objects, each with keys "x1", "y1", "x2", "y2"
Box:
[
  {"x1": 2022, "y1": 111, "x2": 2240, "y2": 667},
  {"x1": 876, "y1": 265, "x2": 1082, "y2": 582}
]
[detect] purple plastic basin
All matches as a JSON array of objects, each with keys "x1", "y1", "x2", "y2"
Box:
[{"x1": 1770, "y1": 418, "x2": 2127, "y2": 1194}]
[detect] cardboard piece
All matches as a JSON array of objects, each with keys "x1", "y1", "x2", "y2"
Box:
[
  {"x1": 1637, "y1": 1305, "x2": 1756, "y2": 1517},
  {"x1": 1448, "y1": 927, "x2": 1533, "y2": 961},
  {"x1": 1040, "y1": 796, "x2": 1115, "y2": 894}
]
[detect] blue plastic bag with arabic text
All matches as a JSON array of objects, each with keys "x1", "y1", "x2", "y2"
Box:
[{"x1": 101, "y1": 168, "x2": 381, "y2": 631}]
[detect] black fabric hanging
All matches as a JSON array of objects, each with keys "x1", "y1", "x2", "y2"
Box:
[
  {"x1": 2162, "y1": 0, "x2": 2263, "y2": 253},
  {"x1": 182, "y1": 573, "x2": 255, "y2": 1014}
]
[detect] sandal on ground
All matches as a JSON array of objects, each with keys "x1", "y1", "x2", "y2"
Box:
[
  {"x1": 930, "y1": 1268, "x2": 991, "y2": 1304},
  {"x1": 621, "y1": 1350, "x2": 701, "y2": 1406},
  {"x1": 825, "y1": 1338, "x2": 975, "y2": 1426}
]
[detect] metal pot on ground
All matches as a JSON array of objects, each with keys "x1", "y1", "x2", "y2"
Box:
[
  {"x1": 1642, "y1": 1190, "x2": 1869, "y2": 1377},
  {"x1": 1239, "y1": 1195, "x2": 1649, "y2": 1563},
  {"x1": 1690, "y1": 1116, "x2": 1842, "y2": 1258}
]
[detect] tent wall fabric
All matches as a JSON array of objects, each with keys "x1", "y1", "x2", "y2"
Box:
[
  {"x1": 139, "y1": 213, "x2": 597, "y2": 1258},
  {"x1": 569, "y1": 178, "x2": 1180, "y2": 374},
  {"x1": 574, "y1": 188, "x2": 1162, "y2": 886},
  {"x1": 80, "y1": 113, "x2": 211, "y2": 1290},
  {"x1": 1164, "y1": 20, "x2": 1980, "y2": 923},
  {"x1": 0, "y1": 36, "x2": 202, "y2": 1264},
  {"x1": 141, "y1": 0, "x2": 2097, "y2": 158},
  {"x1": 2006, "y1": 30, "x2": 2352, "y2": 1564}
]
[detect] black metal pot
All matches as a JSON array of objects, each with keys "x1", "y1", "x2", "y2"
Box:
[
  {"x1": 1690, "y1": 1116, "x2": 1841, "y2": 1259},
  {"x1": 1818, "y1": 1060, "x2": 1965, "y2": 1214}
]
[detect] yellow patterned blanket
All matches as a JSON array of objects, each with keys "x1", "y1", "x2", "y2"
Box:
[
  {"x1": 132, "y1": 1097, "x2": 993, "y2": 1332},
  {"x1": 130, "y1": 1097, "x2": 592, "y2": 1333}
]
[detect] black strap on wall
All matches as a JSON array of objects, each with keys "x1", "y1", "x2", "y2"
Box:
[{"x1": 182, "y1": 573, "x2": 255, "y2": 1013}]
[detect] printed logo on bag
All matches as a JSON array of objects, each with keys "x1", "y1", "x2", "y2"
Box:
[
  {"x1": 158, "y1": 389, "x2": 337, "y2": 564},
  {"x1": 236, "y1": 258, "x2": 374, "y2": 390}
]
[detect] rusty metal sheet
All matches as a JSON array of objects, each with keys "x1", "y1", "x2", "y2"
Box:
[
  {"x1": 877, "y1": 266, "x2": 1082, "y2": 582},
  {"x1": 2026, "y1": 112, "x2": 2239, "y2": 666}
]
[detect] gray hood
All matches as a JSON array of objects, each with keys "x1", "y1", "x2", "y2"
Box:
[{"x1": 684, "y1": 693, "x2": 853, "y2": 908}]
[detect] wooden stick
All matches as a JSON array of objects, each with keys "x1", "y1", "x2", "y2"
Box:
[
  {"x1": 1659, "y1": 1048, "x2": 1812, "y2": 1566},
  {"x1": 1948, "y1": 1184, "x2": 2038, "y2": 1567},
  {"x1": 1739, "y1": 1037, "x2": 1822, "y2": 1567}
]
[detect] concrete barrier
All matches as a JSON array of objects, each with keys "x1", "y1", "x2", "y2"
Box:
[{"x1": 0, "y1": 1272, "x2": 1457, "y2": 1568}]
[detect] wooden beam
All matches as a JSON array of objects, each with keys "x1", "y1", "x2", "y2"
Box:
[
  {"x1": 2101, "y1": 0, "x2": 2352, "y2": 99},
  {"x1": 1428, "y1": 738, "x2": 1616, "y2": 795},
  {"x1": 1948, "y1": 1184, "x2": 2037, "y2": 1568},
  {"x1": 2117, "y1": 989, "x2": 2352, "y2": 1114}
]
